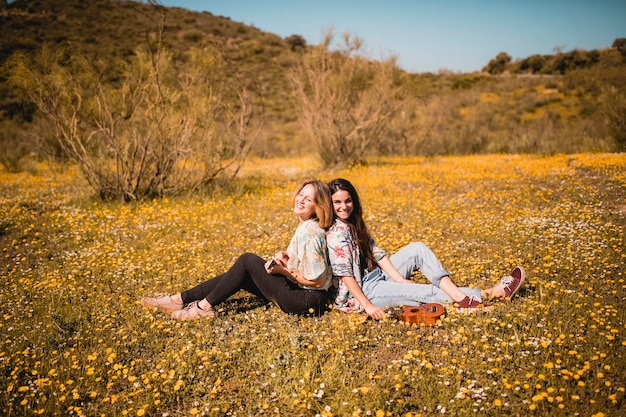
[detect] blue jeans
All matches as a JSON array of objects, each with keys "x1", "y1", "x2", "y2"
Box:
[{"x1": 361, "y1": 242, "x2": 481, "y2": 307}]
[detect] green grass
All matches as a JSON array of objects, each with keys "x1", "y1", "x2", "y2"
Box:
[{"x1": 1, "y1": 154, "x2": 625, "y2": 416}]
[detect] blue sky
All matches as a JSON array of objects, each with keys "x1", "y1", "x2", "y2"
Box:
[{"x1": 159, "y1": 0, "x2": 625, "y2": 73}]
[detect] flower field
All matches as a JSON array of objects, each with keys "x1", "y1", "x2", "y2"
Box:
[{"x1": 1, "y1": 153, "x2": 624, "y2": 416}]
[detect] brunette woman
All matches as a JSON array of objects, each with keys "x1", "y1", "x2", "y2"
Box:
[{"x1": 327, "y1": 178, "x2": 525, "y2": 319}]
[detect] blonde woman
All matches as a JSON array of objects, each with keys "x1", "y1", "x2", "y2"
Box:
[{"x1": 140, "y1": 180, "x2": 334, "y2": 320}]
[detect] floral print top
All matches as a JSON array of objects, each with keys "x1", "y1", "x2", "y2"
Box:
[
  {"x1": 327, "y1": 219, "x2": 387, "y2": 312},
  {"x1": 286, "y1": 219, "x2": 332, "y2": 290}
]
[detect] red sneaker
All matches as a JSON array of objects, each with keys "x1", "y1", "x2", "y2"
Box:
[
  {"x1": 453, "y1": 295, "x2": 488, "y2": 314},
  {"x1": 496, "y1": 266, "x2": 526, "y2": 300}
]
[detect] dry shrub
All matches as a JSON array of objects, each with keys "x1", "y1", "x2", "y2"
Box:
[
  {"x1": 0, "y1": 120, "x2": 29, "y2": 173},
  {"x1": 288, "y1": 30, "x2": 407, "y2": 167},
  {"x1": 7, "y1": 42, "x2": 262, "y2": 200}
]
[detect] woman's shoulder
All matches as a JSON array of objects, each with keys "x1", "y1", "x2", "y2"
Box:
[
  {"x1": 299, "y1": 218, "x2": 325, "y2": 235},
  {"x1": 328, "y1": 219, "x2": 350, "y2": 234}
]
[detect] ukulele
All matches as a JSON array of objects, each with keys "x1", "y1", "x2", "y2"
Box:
[{"x1": 390, "y1": 303, "x2": 445, "y2": 326}]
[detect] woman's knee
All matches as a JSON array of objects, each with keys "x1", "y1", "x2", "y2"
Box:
[
  {"x1": 237, "y1": 252, "x2": 263, "y2": 265},
  {"x1": 405, "y1": 241, "x2": 427, "y2": 256},
  {"x1": 408, "y1": 241, "x2": 426, "y2": 249}
]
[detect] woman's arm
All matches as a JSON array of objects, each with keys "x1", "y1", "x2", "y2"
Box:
[
  {"x1": 377, "y1": 256, "x2": 414, "y2": 283},
  {"x1": 370, "y1": 237, "x2": 410, "y2": 283},
  {"x1": 339, "y1": 276, "x2": 385, "y2": 319},
  {"x1": 265, "y1": 259, "x2": 327, "y2": 288},
  {"x1": 289, "y1": 222, "x2": 330, "y2": 288}
]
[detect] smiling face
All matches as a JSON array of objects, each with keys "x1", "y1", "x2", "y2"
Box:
[
  {"x1": 331, "y1": 189, "x2": 354, "y2": 221},
  {"x1": 293, "y1": 184, "x2": 317, "y2": 221}
]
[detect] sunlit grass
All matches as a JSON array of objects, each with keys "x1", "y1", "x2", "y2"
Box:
[{"x1": 1, "y1": 154, "x2": 624, "y2": 416}]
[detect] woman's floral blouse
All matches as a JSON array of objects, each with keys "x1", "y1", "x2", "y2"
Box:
[
  {"x1": 326, "y1": 219, "x2": 386, "y2": 312},
  {"x1": 287, "y1": 218, "x2": 332, "y2": 290}
]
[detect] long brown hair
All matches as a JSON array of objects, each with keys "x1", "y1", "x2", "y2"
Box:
[
  {"x1": 291, "y1": 180, "x2": 333, "y2": 229},
  {"x1": 328, "y1": 178, "x2": 376, "y2": 273}
]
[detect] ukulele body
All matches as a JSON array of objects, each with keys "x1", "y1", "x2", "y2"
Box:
[{"x1": 395, "y1": 303, "x2": 445, "y2": 326}]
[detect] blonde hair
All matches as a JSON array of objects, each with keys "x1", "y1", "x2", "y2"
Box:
[{"x1": 292, "y1": 180, "x2": 333, "y2": 229}]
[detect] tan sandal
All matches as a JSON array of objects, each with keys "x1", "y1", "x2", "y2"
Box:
[
  {"x1": 139, "y1": 294, "x2": 183, "y2": 314},
  {"x1": 171, "y1": 302, "x2": 215, "y2": 321}
]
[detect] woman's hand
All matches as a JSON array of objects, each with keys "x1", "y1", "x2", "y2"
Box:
[
  {"x1": 274, "y1": 251, "x2": 289, "y2": 266},
  {"x1": 265, "y1": 257, "x2": 325, "y2": 288},
  {"x1": 265, "y1": 257, "x2": 286, "y2": 275},
  {"x1": 364, "y1": 304, "x2": 385, "y2": 320}
]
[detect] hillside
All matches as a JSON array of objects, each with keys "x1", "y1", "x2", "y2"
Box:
[
  {"x1": 1, "y1": 0, "x2": 625, "y2": 163},
  {"x1": 0, "y1": 0, "x2": 294, "y2": 64},
  {"x1": 0, "y1": 0, "x2": 298, "y2": 126}
]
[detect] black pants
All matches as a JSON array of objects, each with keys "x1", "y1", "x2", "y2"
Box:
[{"x1": 181, "y1": 253, "x2": 329, "y2": 315}]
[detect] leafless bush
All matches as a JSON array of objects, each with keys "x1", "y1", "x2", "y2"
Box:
[
  {"x1": 601, "y1": 85, "x2": 626, "y2": 150},
  {"x1": 7, "y1": 41, "x2": 262, "y2": 200},
  {"x1": 0, "y1": 120, "x2": 30, "y2": 173},
  {"x1": 288, "y1": 30, "x2": 406, "y2": 167}
]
